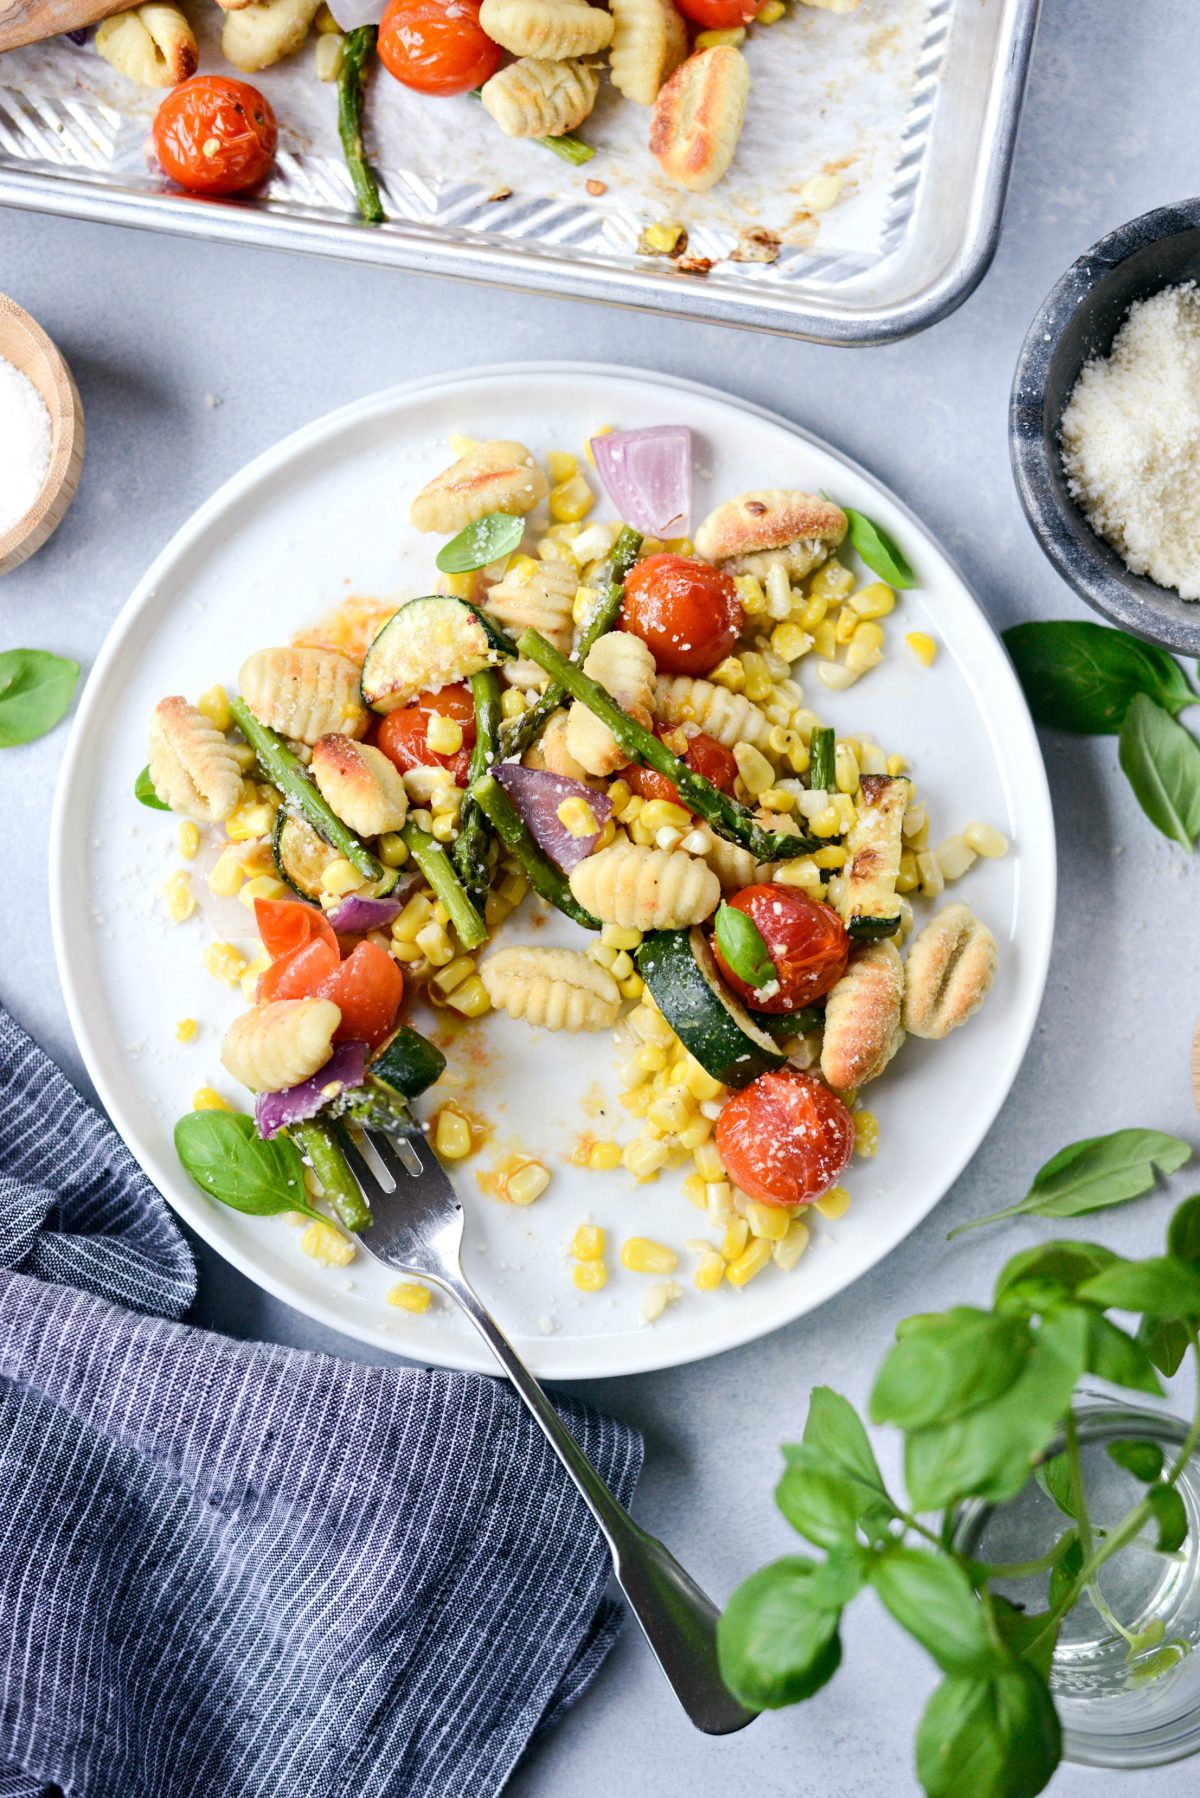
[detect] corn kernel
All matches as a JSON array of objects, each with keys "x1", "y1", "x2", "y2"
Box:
[
  {"x1": 695, "y1": 24, "x2": 744, "y2": 44},
  {"x1": 916, "y1": 850, "x2": 944, "y2": 898},
  {"x1": 501, "y1": 687, "x2": 527, "y2": 720},
  {"x1": 935, "y1": 835, "x2": 977, "y2": 882},
  {"x1": 726, "y1": 1238, "x2": 773, "y2": 1286},
  {"x1": 648, "y1": 1091, "x2": 691, "y2": 1134},
  {"x1": 745, "y1": 1200, "x2": 790, "y2": 1241},
  {"x1": 817, "y1": 660, "x2": 860, "y2": 692},
  {"x1": 759, "y1": 0, "x2": 785, "y2": 18},
  {"x1": 619, "y1": 972, "x2": 644, "y2": 1000},
  {"x1": 833, "y1": 604, "x2": 857, "y2": 647},
  {"x1": 549, "y1": 473, "x2": 594, "y2": 523},
  {"x1": 812, "y1": 619, "x2": 838, "y2": 660},
  {"x1": 740, "y1": 652, "x2": 773, "y2": 703},
  {"x1": 622, "y1": 1236, "x2": 678, "y2": 1275},
  {"x1": 800, "y1": 172, "x2": 843, "y2": 212},
  {"x1": 774, "y1": 1217, "x2": 811, "y2": 1271},
  {"x1": 846, "y1": 621, "x2": 886, "y2": 677},
  {"x1": 301, "y1": 1219, "x2": 356, "y2": 1267},
  {"x1": 581, "y1": 1139, "x2": 619, "y2": 1173},
  {"x1": 640, "y1": 1281, "x2": 682, "y2": 1323},
  {"x1": 771, "y1": 621, "x2": 812, "y2": 663},
  {"x1": 886, "y1": 753, "x2": 908, "y2": 777},
  {"x1": 432, "y1": 955, "x2": 475, "y2": 995},
  {"x1": 853, "y1": 1112, "x2": 879, "y2": 1158},
  {"x1": 388, "y1": 1281, "x2": 431, "y2": 1313},
  {"x1": 619, "y1": 1086, "x2": 652, "y2": 1117},
  {"x1": 435, "y1": 1108, "x2": 473, "y2": 1160},
  {"x1": 192, "y1": 1086, "x2": 231, "y2": 1112},
  {"x1": 906, "y1": 631, "x2": 938, "y2": 667},
  {"x1": 573, "y1": 1259, "x2": 608, "y2": 1293},
  {"x1": 321, "y1": 857, "x2": 363, "y2": 897},
  {"x1": 708, "y1": 656, "x2": 746, "y2": 693},
  {"x1": 445, "y1": 975, "x2": 491, "y2": 1017},
  {"x1": 508, "y1": 1160, "x2": 551, "y2": 1206},
  {"x1": 175, "y1": 1017, "x2": 197, "y2": 1043},
  {"x1": 896, "y1": 851, "x2": 920, "y2": 894},
  {"x1": 815, "y1": 1183, "x2": 851, "y2": 1219},
  {"x1": 314, "y1": 2, "x2": 340, "y2": 29},
  {"x1": 237, "y1": 950, "x2": 270, "y2": 1003},
  {"x1": 225, "y1": 800, "x2": 275, "y2": 843},
  {"x1": 558, "y1": 795, "x2": 600, "y2": 838},
  {"x1": 175, "y1": 821, "x2": 200, "y2": 863},
  {"x1": 600, "y1": 922, "x2": 642, "y2": 952},
  {"x1": 230, "y1": 741, "x2": 257, "y2": 773},
  {"x1": 773, "y1": 857, "x2": 822, "y2": 892},
  {"x1": 813, "y1": 845, "x2": 847, "y2": 870},
  {"x1": 196, "y1": 684, "x2": 231, "y2": 731},
  {"x1": 573, "y1": 1223, "x2": 606, "y2": 1260},
  {"x1": 425, "y1": 712, "x2": 464, "y2": 756},
  {"x1": 162, "y1": 870, "x2": 195, "y2": 924},
  {"x1": 314, "y1": 30, "x2": 344, "y2": 78},
  {"x1": 693, "y1": 1141, "x2": 725, "y2": 1183},
  {"x1": 203, "y1": 942, "x2": 247, "y2": 987},
  {"x1": 239, "y1": 874, "x2": 290, "y2": 909},
  {"x1": 623, "y1": 1138, "x2": 669, "y2": 1180},
  {"x1": 730, "y1": 741, "x2": 772, "y2": 796},
  {"x1": 850, "y1": 582, "x2": 895, "y2": 620},
  {"x1": 963, "y1": 820, "x2": 1009, "y2": 859},
  {"x1": 706, "y1": 1181, "x2": 734, "y2": 1225},
  {"x1": 809, "y1": 805, "x2": 841, "y2": 838},
  {"x1": 415, "y1": 922, "x2": 454, "y2": 967},
  {"x1": 834, "y1": 742, "x2": 860, "y2": 795},
  {"x1": 693, "y1": 1247, "x2": 726, "y2": 1291},
  {"x1": 372, "y1": 833, "x2": 406, "y2": 872},
  {"x1": 721, "y1": 1216, "x2": 750, "y2": 1260}
]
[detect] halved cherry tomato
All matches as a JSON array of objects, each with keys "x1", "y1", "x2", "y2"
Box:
[
  {"x1": 713, "y1": 885, "x2": 850, "y2": 1014},
  {"x1": 256, "y1": 937, "x2": 340, "y2": 1005},
  {"x1": 675, "y1": 0, "x2": 766, "y2": 24},
  {"x1": 716, "y1": 1069, "x2": 854, "y2": 1207},
  {"x1": 319, "y1": 941, "x2": 404, "y2": 1050},
  {"x1": 620, "y1": 555, "x2": 743, "y2": 677},
  {"x1": 254, "y1": 897, "x2": 338, "y2": 961},
  {"x1": 625, "y1": 727, "x2": 739, "y2": 810},
  {"x1": 374, "y1": 685, "x2": 475, "y2": 787},
  {"x1": 377, "y1": 0, "x2": 502, "y2": 96},
  {"x1": 153, "y1": 76, "x2": 277, "y2": 197}
]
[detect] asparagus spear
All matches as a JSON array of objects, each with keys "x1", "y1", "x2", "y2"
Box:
[
  {"x1": 809, "y1": 726, "x2": 835, "y2": 793},
  {"x1": 336, "y1": 1078, "x2": 418, "y2": 1135},
  {"x1": 515, "y1": 631, "x2": 817, "y2": 863},
  {"x1": 497, "y1": 526, "x2": 643, "y2": 762},
  {"x1": 229, "y1": 697, "x2": 388, "y2": 886},
  {"x1": 400, "y1": 819, "x2": 487, "y2": 949},
  {"x1": 450, "y1": 668, "x2": 501, "y2": 910},
  {"x1": 338, "y1": 27, "x2": 385, "y2": 225},
  {"x1": 471, "y1": 772, "x2": 601, "y2": 930},
  {"x1": 287, "y1": 1118, "x2": 372, "y2": 1233}
]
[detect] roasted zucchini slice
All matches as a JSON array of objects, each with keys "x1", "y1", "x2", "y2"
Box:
[
  {"x1": 840, "y1": 773, "x2": 910, "y2": 938},
  {"x1": 361, "y1": 596, "x2": 516, "y2": 714}
]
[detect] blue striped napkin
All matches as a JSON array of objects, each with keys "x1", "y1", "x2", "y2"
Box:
[{"x1": 0, "y1": 1008, "x2": 642, "y2": 1798}]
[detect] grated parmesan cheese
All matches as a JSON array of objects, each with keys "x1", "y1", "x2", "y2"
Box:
[{"x1": 1061, "y1": 283, "x2": 1200, "y2": 600}]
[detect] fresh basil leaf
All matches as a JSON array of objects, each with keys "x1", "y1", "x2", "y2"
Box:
[
  {"x1": 1107, "y1": 1440, "x2": 1164, "y2": 1483},
  {"x1": 1035, "y1": 1452, "x2": 1076, "y2": 1520},
  {"x1": 783, "y1": 1390, "x2": 895, "y2": 1546},
  {"x1": 950, "y1": 1129, "x2": 1192, "y2": 1236},
  {"x1": 990, "y1": 1597, "x2": 1060, "y2": 1683},
  {"x1": 1003, "y1": 621, "x2": 1193, "y2": 735},
  {"x1": 1082, "y1": 1311, "x2": 1163, "y2": 1395},
  {"x1": 776, "y1": 1454, "x2": 873, "y2": 1550},
  {"x1": 716, "y1": 1554, "x2": 851, "y2": 1709},
  {"x1": 714, "y1": 901, "x2": 775, "y2": 989},
  {"x1": 915, "y1": 1662, "x2": 1060, "y2": 1798},
  {"x1": 795, "y1": 1387, "x2": 893, "y2": 1510},
  {"x1": 835, "y1": 501, "x2": 917, "y2": 590},
  {"x1": 435, "y1": 511, "x2": 526, "y2": 575},
  {"x1": 994, "y1": 1241, "x2": 1119, "y2": 1316},
  {"x1": 0, "y1": 648, "x2": 80, "y2": 748},
  {"x1": 174, "y1": 1110, "x2": 322, "y2": 1220},
  {"x1": 1137, "y1": 1312, "x2": 1192, "y2": 1378},
  {"x1": 905, "y1": 1309, "x2": 1090, "y2": 1510},
  {"x1": 870, "y1": 1308, "x2": 1032, "y2": 1431},
  {"x1": 1119, "y1": 693, "x2": 1200, "y2": 850},
  {"x1": 870, "y1": 1549, "x2": 994, "y2": 1674},
  {"x1": 1077, "y1": 1255, "x2": 1200, "y2": 1320},
  {"x1": 1169, "y1": 1194, "x2": 1200, "y2": 1265},
  {"x1": 1047, "y1": 1534, "x2": 1084, "y2": 1613},
  {"x1": 135, "y1": 763, "x2": 171, "y2": 811},
  {"x1": 1147, "y1": 1484, "x2": 1189, "y2": 1554}
]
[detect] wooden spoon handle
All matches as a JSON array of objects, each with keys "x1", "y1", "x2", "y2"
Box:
[{"x1": 0, "y1": 0, "x2": 130, "y2": 53}]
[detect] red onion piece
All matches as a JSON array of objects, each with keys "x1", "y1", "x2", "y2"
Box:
[
  {"x1": 589, "y1": 427, "x2": 693, "y2": 539},
  {"x1": 326, "y1": 894, "x2": 403, "y2": 933},
  {"x1": 324, "y1": 0, "x2": 386, "y2": 26},
  {"x1": 495, "y1": 764, "x2": 612, "y2": 872},
  {"x1": 255, "y1": 1041, "x2": 367, "y2": 1139}
]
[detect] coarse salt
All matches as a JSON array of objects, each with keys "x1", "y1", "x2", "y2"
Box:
[{"x1": 0, "y1": 355, "x2": 52, "y2": 536}]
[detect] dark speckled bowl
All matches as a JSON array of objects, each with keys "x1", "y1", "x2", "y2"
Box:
[{"x1": 1011, "y1": 199, "x2": 1200, "y2": 655}]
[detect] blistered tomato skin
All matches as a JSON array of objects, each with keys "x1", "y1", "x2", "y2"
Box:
[
  {"x1": 377, "y1": 0, "x2": 503, "y2": 96},
  {"x1": 153, "y1": 77, "x2": 277, "y2": 196},
  {"x1": 625, "y1": 727, "x2": 739, "y2": 808},
  {"x1": 714, "y1": 884, "x2": 850, "y2": 1013},
  {"x1": 716, "y1": 1069, "x2": 855, "y2": 1207},
  {"x1": 621, "y1": 555, "x2": 744, "y2": 677},
  {"x1": 374, "y1": 691, "x2": 474, "y2": 787},
  {"x1": 675, "y1": 0, "x2": 766, "y2": 25}
]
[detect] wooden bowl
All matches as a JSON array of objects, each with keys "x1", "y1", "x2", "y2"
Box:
[{"x1": 0, "y1": 293, "x2": 85, "y2": 577}]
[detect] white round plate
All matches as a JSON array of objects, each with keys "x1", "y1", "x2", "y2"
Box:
[{"x1": 51, "y1": 363, "x2": 1055, "y2": 1380}]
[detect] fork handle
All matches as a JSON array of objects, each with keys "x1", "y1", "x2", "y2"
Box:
[{"x1": 436, "y1": 1270, "x2": 757, "y2": 1737}]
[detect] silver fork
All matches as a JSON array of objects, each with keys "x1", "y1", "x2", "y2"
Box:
[{"x1": 336, "y1": 1119, "x2": 757, "y2": 1737}]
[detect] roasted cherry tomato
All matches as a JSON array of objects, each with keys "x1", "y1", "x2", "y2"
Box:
[
  {"x1": 620, "y1": 555, "x2": 743, "y2": 677},
  {"x1": 256, "y1": 936, "x2": 340, "y2": 1005},
  {"x1": 674, "y1": 0, "x2": 766, "y2": 24},
  {"x1": 624, "y1": 728, "x2": 739, "y2": 810},
  {"x1": 713, "y1": 884, "x2": 850, "y2": 1014},
  {"x1": 716, "y1": 1069, "x2": 854, "y2": 1207},
  {"x1": 153, "y1": 76, "x2": 277, "y2": 197},
  {"x1": 319, "y1": 940, "x2": 405, "y2": 1050},
  {"x1": 377, "y1": 0, "x2": 502, "y2": 96},
  {"x1": 373, "y1": 684, "x2": 476, "y2": 785},
  {"x1": 254, "y1": 897, "x2": 338, "y2": 962}
]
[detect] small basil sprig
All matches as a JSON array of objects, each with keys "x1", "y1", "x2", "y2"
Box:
[
  {"x1": 0, "y1": 648, "x2": 80, "y2": 747},
  {"x1": 823, "y1": 495, "x2": 916, "y2": 589},
  {"x1": 714, "y1": 901, "x2": 775, "y2": 989},
  {"x1": 949, "y1": 1128, "x2": 1191, "y2": 1236},
  {"x1": 174, "y1": 1110, "x2": 323, "y2": 1221},
  {"x1": 436, "y1": 511, "x2": 526, "y2": 574},
  {"x1": 1003, "y1": 620, "x2": 1194, "y2": 734},
  {"x1": 1119, "y1": 693, "x2": 1200, "y2": 850},
  {"x1": 135, "y1": 764, "x2": 171, "y2": 810}
]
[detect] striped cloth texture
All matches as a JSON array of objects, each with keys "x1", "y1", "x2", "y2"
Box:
[{"x1": 0, "y1": 1007, "x2": 642, "y2": 1798}]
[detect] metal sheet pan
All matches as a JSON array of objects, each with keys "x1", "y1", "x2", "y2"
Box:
[{"x1": 0, "y1": 0, "x2": 1039, "y2": 343}]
